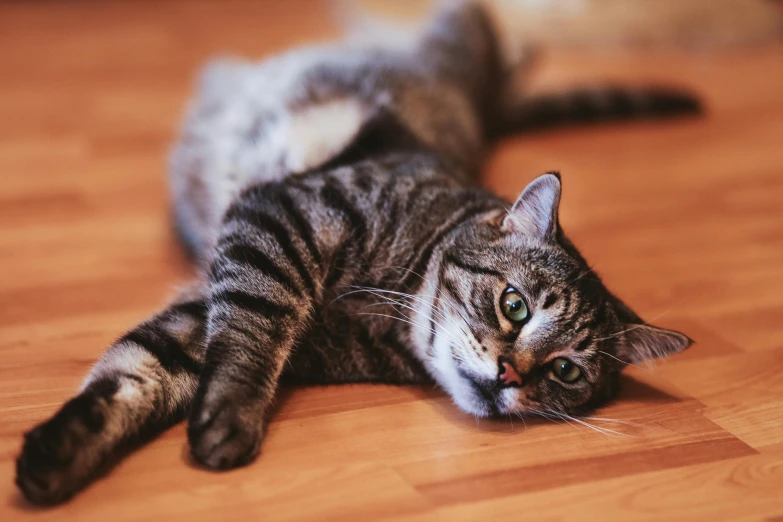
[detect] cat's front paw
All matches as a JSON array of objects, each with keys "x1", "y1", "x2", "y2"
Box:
[
  {"x1": 16, "y1": 394, "x2": 106, "y2": 505},
  {"x1": 187, "y1": 400, "x2": 262, "y2": 470}
]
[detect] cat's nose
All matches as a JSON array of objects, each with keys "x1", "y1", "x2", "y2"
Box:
[{"x1": 497, "y1": 356, "x2": 523, "y2": 388}]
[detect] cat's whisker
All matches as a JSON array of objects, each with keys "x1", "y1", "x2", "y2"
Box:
[
  {"x1": 354, "y1": 312, "x2": 437, "y2": 336},
  {"x1": 328, "y1": 288, "x2": 375, "y2": 306},
  {"x1": 562, "y1": 264, "x2": 602, "y2": 290},
  {"x1": 358, "y1": 294, "x2": 433, "y2": 320},
  {"x1": 382, "y1": 265, "x2": 428, "y2": 284},
  {"x1": 434, "y1": 282, "x2": 472, "y2": 323},
  {"x1": 380, "y1": 264, "x2": 469, "y2": 326},
  {"x1": 525, "y1": 407, "x2": 638, "y2": 437},
  {"x1": 348, "y1": 289, "x2": 466, "y2": 346},
  {"x1": 353, "y1": 309, "x2": 467, "y2": 354},
  {"x1": 550, "y1": 412, "x2": 582, "y2": 432},
  {"x1": 430, "y1": 291, "x2": 485, "y2": 360},
  {"x1": 508, "y1": 410, "x2": 526, "y2": 426},
  {"x1": 351, "y1": 287, "x2": 477, "y2": 361},
  {"x1": 595, "y1": 323, "x2": 648, "y2": 341},
  {"x1": 597, "y1": 350, "x2": 644, "y2": 370},
  {"x1": 523, "y1": 409, "x2": 562, "y2": 427},
  {"x1": 341, "y1": 290, "x2": 440, "y2": 334},
  {"x1": 583, "y1": 416, "x2": 648, "y2": 428},
  {"x1": 343, "y1": 286, "x2": 453, "y2": 323},
  {"x1": 560, "y1": 413, "x2": 633, "y2": 438},
  {"x1": 535, "y1": 409, "x2": 587, "y2": 433}
]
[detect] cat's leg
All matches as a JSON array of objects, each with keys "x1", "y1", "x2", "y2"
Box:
[
  {"x1": 187, "y1": 194, "x2": 322, "y2": 470},
  {"x1": 417, "y1": 1, "x2": 524, "y2": 111},
  {"x1": 401, "y1": 0, "x2": 537, "y2": 177},
  {"x1": 186, "y1": 304, "x2": 306, "y2": 470},
  {"x1": 15, "y1": 288, "x2": 207, "y2": 505}
]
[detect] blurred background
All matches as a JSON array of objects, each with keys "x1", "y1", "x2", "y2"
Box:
[{"x1": 2, "y1": 1, "x2": 783, "y2": 520}]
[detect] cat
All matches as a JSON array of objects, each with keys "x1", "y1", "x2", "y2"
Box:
[{"x1": 15, "y1": 0, "x2": 697, "y2": 505}]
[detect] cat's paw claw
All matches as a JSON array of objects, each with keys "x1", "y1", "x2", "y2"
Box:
[{"x1": 187, "y1": 406, "x2": 262, "y2": 470}]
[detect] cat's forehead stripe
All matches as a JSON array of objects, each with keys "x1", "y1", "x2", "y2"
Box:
[{"x1": 542, "y1": 293, "x2": 558, "y2": 309}]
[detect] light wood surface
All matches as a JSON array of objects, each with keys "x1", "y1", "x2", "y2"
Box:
[{"x1": 2, "y1": 1, "x2": 783, "y2": 520}]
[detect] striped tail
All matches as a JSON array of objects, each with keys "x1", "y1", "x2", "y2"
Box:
[{"x1": 495, "y1": 85, "x2": 703, "y2": 136}]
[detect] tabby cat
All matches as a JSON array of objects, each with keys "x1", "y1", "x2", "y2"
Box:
[{"x1": 16, "y1": 0, "x2": 697, "y2": 505}]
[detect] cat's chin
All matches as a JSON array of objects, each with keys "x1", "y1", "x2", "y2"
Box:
[
  {"x1": 430, "y1": 344, "x2": 521, "y2": 418},
  {"x1": 449, "y1": 372, "x2": 520, "y2": 418},
  {"x1": 452, "y1": 392, "x2": 522, "y2": 418},
  {"x1": 452, "y1": 393, "x2": 496, "y2": 418}
]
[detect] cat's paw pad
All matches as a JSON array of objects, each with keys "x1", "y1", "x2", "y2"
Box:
[
  {"x1": 187, "y1": 404, "x2": 262, "y2": 470},
  {"x1": 15, "y1": 395, "x2": 105, "y2": 505}
]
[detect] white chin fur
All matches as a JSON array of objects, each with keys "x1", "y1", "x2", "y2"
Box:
[
  {"x1": 411, "y1": 280, "x2": 515, "y2": 418},
  {"x1": 496, "y1": 388, "x2": 522, "y2": 415},
  {"x1": 428, "y1": 331, "x2": 496, "y2": 418}
]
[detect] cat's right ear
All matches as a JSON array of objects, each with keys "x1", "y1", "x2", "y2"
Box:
[
  {"x1": 616, "y1": 323, "x2": 693, "y2": 364},
  {"x1": 501, "y1": 172, "x2": 561, "y2": 241}
]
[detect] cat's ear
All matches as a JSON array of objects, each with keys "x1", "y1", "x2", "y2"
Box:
[
  {"x1": 502, "y1": 172, "x2": 561, "y2": 241},
  {"x1": 616, "y1": 324, "x2": 693, "y2": 364}
]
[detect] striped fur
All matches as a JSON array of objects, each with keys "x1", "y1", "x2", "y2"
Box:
[
  {"x1": 17, "y1": 0, "x2": 695, "y2": 505},
  {"x1": 495, "y1": 85, "x2": 702, "y2": 136}
]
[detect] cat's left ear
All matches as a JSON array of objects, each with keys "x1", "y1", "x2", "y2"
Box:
[
  {"x1": 502, "y1": 172, "x2": 561, "y2": 241},
  {"x1": 616, "y1": 324, "x2": 693, "y2": 365}
]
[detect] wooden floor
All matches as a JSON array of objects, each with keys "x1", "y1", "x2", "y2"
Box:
[{"x1": 2, "y1": 1, "x2": 783, "y2": 520}]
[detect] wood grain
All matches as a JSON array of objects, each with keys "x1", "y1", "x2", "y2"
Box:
[{"x1": 1, "y1": 1, "x2": 782, "y2": 520}]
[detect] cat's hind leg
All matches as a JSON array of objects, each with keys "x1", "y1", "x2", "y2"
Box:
[
  {"x1": 417, "y1": 1, "x2": 536, "y2": 108},
  {"x1": 15, "y1": 288, "x2": 207, "y2": 505}
]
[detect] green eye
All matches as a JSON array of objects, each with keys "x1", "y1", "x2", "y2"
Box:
[
  {"x1": 501, "y1": 288, "x2": 529, "y2": 323},
  {"x1": 552, "y1": 358, "x2": 582, "y2": 383}
]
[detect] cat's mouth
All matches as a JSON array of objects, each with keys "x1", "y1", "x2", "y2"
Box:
[{"x1": 457, "y1": 369, "x2": 503, "y2": 417}]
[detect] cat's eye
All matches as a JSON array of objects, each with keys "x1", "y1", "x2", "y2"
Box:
[
  {"x1": 500, "y1": 287, "x2": 529, "y2": 323},
  {"x1": 552, "y1": 358, "x2": 582, "y2": 383}
]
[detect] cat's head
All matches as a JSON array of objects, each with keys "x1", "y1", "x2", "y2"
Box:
[{"x1": 431, "y1": 172, "x2": 691, "y2": 418}]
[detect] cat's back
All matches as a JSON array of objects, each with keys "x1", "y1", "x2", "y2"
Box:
[{"x1": 227, "y1": 152, "x2": 496, "y2": 277}]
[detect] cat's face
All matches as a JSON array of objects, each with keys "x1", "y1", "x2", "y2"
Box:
[{"x1": 429, "y1": 173, "x2": 691, "y2": 418}]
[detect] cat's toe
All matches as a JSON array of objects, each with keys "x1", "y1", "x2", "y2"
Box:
[
  {"x1": 16, "y1": 425, "x2": 76, "y2": 505},
  {"x1": 187, "y1": 406, "x2": 262, "y2": 470},
  {"x1": 16, "y1": 394, "x2": 108, "y2": 505}
]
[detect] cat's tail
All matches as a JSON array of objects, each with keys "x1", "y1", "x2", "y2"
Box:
[{"x1": 492, "y1": 84, "x2": 703, "y2": 137}]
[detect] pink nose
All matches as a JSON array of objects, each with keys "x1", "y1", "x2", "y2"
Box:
[{"x1": 498, "y1": 359, "x2": 523, "y2": 387}]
